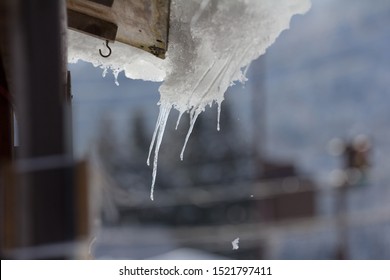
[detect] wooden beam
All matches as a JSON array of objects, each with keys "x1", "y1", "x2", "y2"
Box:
[
  {"x1": 67, "y1": 9, "x2": 118, "y2": 41},
  {"x1": 86, "y1": 0, "x2": 114, "y2": 7},
  {"x1": 67, "y1": 0, "x2": 171, "y2": 59}
]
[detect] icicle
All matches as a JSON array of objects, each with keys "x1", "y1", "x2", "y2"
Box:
[
  {"x1": 175, "y1": 111, "x2": 184, "y2": 130},
  {"x1": 102, "y1": 67, "x2": 108, "y2": 78},
  {"x1": 180, "y1": 108, "x2": 201, "y2": 161},
  {"x1": 217, "y1": 102, "x2": 221, "y2": 131},
  {"x1": 113, "y1": 69, "x2": 120, "y2": 86},
  {"x1": 147, "y1": 105, "x2": 164, "y2": 166},
  {"x1": 147, "y1": 103, "x2": 171, "y2": 200}
]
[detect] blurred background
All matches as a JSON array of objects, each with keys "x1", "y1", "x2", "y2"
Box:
[{"x1": 68, "y1": 0, "x2": 390, "y2": 259}]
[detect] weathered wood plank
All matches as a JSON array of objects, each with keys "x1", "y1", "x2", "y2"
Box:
[{"x1": 67, "y1": 0, "x2": 170, "y2": 59}]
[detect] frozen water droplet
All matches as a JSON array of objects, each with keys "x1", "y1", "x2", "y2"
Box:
[{"x1": 232, "y1": 237, "x2": 240, "y2": 250}]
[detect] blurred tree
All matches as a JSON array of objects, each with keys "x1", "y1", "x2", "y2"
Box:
[
  {"x1": 97, "y1": 115, "x2": 119, "y2": 169},
  {"x1": 167, "y1": 103, "x2": 248, "y2": 187},
  {"x1": 128, "y1": 111, "x2": 150, "y2": 161}
]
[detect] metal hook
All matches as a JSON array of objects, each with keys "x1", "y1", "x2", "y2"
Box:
[{"x1": 99, "y1": 40, "x2": 112, "y2": 58}]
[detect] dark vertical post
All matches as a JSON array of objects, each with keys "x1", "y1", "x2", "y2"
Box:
[
  {"x1": 0, "y1": 55, "x2": 13, "y2": 162},
  {"x1": 12, "y1": 0, "x2": 67, "y2": 158},
  {"x1": 0, "y1": 53, "x2": 13, "y2": 259},
  {"x1": 5, "y1": 0, "x2": 77, "y2": 258}
]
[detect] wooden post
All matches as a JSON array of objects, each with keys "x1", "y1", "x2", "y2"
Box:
[
  {"x1": 0, "y1": 55, "x2": 12, "y2": 162},
  {"x1": 2, "y1": 0, "x2": 78, "y2": 259}
]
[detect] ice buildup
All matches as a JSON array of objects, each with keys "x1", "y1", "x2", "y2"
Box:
[{"x1": 68, "y1": 0, "x2": 311, "y2": 200}]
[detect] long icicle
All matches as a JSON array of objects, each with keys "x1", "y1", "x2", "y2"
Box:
[
  {"x1": 175, "y1": 111, "x2": 184, "y2": 130},
  {"x1": 147, "y1": 104, "x2": 164, "y2": 166},
  {"x1": 180, "y1": 108, "x2": 202, "y2": 161},
  {"x1": 148, "y1": 103, "x2": 171, "y2": 200},
  {"x1": 217, "y1": 101, "x2": 222, "y2": 131}
]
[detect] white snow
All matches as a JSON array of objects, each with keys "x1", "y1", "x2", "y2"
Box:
[
  {"x1": 68, "y1": 30, "x2": 166, "y2": 84},
  {"x1": 232, "y1": 237, "x2": 240, "y2": 250},
  {"x1": 68, "y1": 0, "x2": 311, "y2": 200}
]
